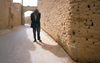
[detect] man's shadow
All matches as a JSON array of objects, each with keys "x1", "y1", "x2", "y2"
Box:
[{"x1": 36, "y1": 41, "x2": 67, "y2": 58}]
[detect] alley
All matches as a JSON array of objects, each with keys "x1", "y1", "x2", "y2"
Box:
[{"x1": 0, "y1": 24, "x2": 78, "y2": 63}]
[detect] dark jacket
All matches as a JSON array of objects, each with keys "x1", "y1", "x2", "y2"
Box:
[{"x1": 31, "y1": 13, "x2": 41, "y2": 28}]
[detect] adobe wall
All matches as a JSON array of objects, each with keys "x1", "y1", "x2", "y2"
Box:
[
  {"x1": 0, "y1": 0, "x2": 10, "y2": 29},
  {"x1": 38, "y1": 0, "x2": 100, "y2": 62},
  {"x1": 11, "y1": 3, "x2": 21, "y2": 27},
  {"x1": 0, "y1": 0, "x2": 21, "y2": 29}
]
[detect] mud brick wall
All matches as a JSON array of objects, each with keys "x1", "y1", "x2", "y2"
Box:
[
  {"x1": 11, "y1": 3, "x2": 21, "y2": 27},
  {"x1": 38, "y1": 0, "x2": 100, "y2": 62},
  {"x1": 0, "y1": 0, "x2": 10, "y2": 29},
  {"x1": 0, "y1": 0, "x2": 21, "y2": 29}
]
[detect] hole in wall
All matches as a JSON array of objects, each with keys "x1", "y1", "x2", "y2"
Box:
[
  {"x1": 88, "y1": 5, "x2": 90, "y2": 8},
  {"x1": 61, "y1": 23, "x2": 63, "y2": 26},
  {"x1": 97, "y1": 8, "x2": 99, "y2": 10},
  {"x1": 78, "y1": 30, "x2": 80, "y2": 32},
  {"x1": 78, "y1": 6, "x2": 79, "y2": 8},
  {"x1": 73, "y1": 40, "x2": 76, "y2": 44},
  {"x1": 69, "y1": 13, "x2": 71, "y2": 15},
  {"x1": 91, "y1": 22, "x2": 94, "y2": 26},
  {"x1": 73, "y1": 31, "x2": 75, "y2": 35},
  {"x1": 11, "y1": 25, "x2": 13, "y2": 28},
  {"x1": 98, "y1": 38, "x2": 100, "y2": 41},
  {"x1": 87, "y1": 14, "x2": 89, "y2": 16},
  {"x1": 88, "y1": 27, "x2": 90, "y2": 29},
  {"x1": 84, "y1": 23, "x2": 87, "y2": 26},
  {"x1": 90, "y1": 20, "x2": 92, "y2": 22},
  {"x1": 86, "y1": 20, "x2": 87, "y2": 22},
  {"x1": 64, "y1": 27, "x2": 65, "y2": 30},
  {"x1": 63, "y1": 32, "x2": 66, "y2": 35},
  {"x1": 75, "y1": 60, "x2": 78, "y2": 62},
  {"x1": 87, "y1": 46, "x2": 89, "y2": 47},
  {"x1": 87, "y1": 31, "x2": 88, "y2": 33},
  {"x1": 77, "y1": 9, "x2": 79, "y2": 11},
  {"x1": 86, "y1": 38, "x2": 88, "y2": 41},
  {"x1": 93, "y1": 42, "x2": 95, "y2": 44},
  {"x1": 93, "y1": 4, "x2": 95, "y2": 7},
  {"x1": 78, "y1": 21, "x2": 80, "y2": 23},
  {"x1": 64, "y1": 22, "x2": 65, "y2": 25},
  {"x1": 91, "y1": 35, "x2": 93, "y2": 38}
]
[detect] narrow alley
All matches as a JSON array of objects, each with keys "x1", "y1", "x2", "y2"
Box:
[
  {"x1": 0, "y1": 24, "x2": 78, "y2": 63},
  {"x1": 0, "y1": 0, "x2": 100, "y2": 62}
]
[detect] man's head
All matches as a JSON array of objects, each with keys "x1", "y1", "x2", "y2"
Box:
[{"x1": 34, "y1": 9, "x2": 39, "y2": 15}]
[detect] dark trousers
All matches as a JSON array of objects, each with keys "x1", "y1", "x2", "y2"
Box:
[{"x1": 33, "y1": 24, "x2": 40, "y2": 40}]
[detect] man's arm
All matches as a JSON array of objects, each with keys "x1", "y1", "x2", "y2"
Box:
[{"x1": 39, "y1": 13, "x2": 41, "y2": 20}]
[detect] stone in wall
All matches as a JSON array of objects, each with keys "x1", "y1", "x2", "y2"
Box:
[{"x1": 38, "y1": 0, "x2": 100, "y2": 62}]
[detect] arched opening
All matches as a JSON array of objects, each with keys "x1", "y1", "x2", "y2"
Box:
[{"x1": 24, "y1": 11, "x2": 33, "y2": 24}]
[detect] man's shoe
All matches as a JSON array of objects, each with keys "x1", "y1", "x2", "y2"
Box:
[
  {"x1": 33, "y1": 40, "x2": 37, "y2": 42},
  {"x1": 39, "y1": 40, "x2": 42, "y2": 42}
]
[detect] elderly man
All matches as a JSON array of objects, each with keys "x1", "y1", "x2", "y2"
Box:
[{"x1": 31, "y1": 9, "x2": 42, "y2": 42}]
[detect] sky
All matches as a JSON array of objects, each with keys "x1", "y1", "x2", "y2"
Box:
[
  {"x1": 24, "y1": 11, "x2": 33, "y2": 17},
  {"x1": 13, "y1": 0, "x2": 37, "y2": 17},
  {"x1": 13, "y1": 0, "x2": 37, "y2": 6}
]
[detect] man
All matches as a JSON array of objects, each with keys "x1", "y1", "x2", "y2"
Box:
[{"x1": 31, "y1": 9, "x2": 42, "y2": 42}]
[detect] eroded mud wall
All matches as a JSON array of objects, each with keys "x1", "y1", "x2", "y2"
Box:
[
  {"x1": 38, "y1": 0, "x2": 100, "y2": 62},
  {"x1": 0, "y1": 0, "x2": 21, "y2": 29}
]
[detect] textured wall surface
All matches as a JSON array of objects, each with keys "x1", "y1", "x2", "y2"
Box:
[
  {"x1": 38, "y1": 0, "x2": 100, "y2": 62},
  {"x1": 0, "y1": 0, "x2": 21, "y2": 29}
]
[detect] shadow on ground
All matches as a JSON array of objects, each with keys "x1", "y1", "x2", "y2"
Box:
[{"x1": 36, "y1": 41, "x2": 68, "y2": 58}]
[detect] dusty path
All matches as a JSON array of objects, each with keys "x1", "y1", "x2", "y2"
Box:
[{"x1": 0, "y1": 24, "x2": 79, "y2": 63}]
